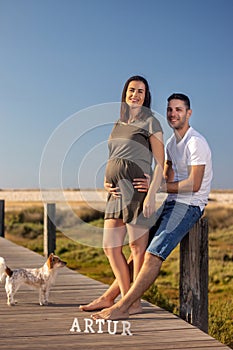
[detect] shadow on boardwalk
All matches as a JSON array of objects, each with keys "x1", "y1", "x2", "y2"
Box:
[{"x1": 0, "y1": 237, "x2": 230, "y2": 350}]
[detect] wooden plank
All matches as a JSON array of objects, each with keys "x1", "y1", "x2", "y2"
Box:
[
  {"x1": 44, "y1": 203, "x2": 56, "y2": 257},
  {"x1": 180, "y1": 217, "x2": 209, "y2": 333},
  {"x1": 0, "y1": 237, "x2": 231, "y2": 350},
  {"x1": 0, "y1": 200, "x2": 5, "y2": 237}
]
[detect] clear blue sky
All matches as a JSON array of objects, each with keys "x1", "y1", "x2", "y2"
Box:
[{"x1": 0, "y1": 0, "x2": 232, "y2": 189}]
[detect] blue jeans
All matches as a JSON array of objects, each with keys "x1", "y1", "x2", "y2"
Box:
[{"x1": 147, "y1": 200, "x2": 202, "y2": 261}]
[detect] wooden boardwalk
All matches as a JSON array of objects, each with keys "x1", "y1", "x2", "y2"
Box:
[{"x1": 0, "y1": 237, "x2": 230, "y2": 350}]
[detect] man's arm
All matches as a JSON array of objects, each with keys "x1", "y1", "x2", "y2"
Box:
[
  {"x1": 163, "y1": 160, "x2": 174, "y2": 182},
  {"x1": 162, "y1": 164, "x2": 205, "y2": 193}
]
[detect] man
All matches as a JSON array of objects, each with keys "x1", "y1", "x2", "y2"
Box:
[{"x1": 80, "y1": 93, "x2": 213, "y2": 320}]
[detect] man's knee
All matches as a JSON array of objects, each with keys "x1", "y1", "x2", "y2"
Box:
[{"x1": 144, "y1": 251, "x2": 163, "y2": 267}]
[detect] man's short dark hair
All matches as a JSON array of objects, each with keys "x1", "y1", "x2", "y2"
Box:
[{"x1": 167, "y1": 93, "x2": 191, "y2": 110}]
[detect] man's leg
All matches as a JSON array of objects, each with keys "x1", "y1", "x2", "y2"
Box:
[
  {"x1": 91, "y1": 253, "x2": 162, "y2": 320},
  {"x1": 91, "y1": 201, "x2": 202, "y2": 320}
]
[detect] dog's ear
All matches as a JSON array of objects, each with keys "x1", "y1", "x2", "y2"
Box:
[{"x1": 47, "y1": 254, "x2": 54, "y2": 269}]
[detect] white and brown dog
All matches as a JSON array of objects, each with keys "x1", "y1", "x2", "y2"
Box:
[{"x1": 0, "y1": 253, "x2": 66, "y2": 306}]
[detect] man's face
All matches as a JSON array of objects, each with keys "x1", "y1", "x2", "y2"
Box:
[{"x1": 167, "y1": 99, "x2": 191, "y2": 131}]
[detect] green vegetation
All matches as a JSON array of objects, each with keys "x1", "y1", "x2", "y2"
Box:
[{"x1": 4, "y1": 204, "x2": 233, "y2": 348}]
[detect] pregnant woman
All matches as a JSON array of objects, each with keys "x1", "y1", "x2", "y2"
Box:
[
  {"x1": 102, "y1": 75, "x2": 164, "y2": 314},
  {"x1": 78, "y1": 76, "x2": 164, "y2": 315}
]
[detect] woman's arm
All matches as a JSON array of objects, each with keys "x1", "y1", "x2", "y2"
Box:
[
  {"x1": 143, "y1": 132, "x2": 165, "y2": 218},
  {"x1": 104, "y1": 177, "x2": 121, "y2": 198}
]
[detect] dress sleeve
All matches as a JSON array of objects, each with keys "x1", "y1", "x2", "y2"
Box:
[{"x1": 147, "y1": 116, "x2": 163, "y2": 136}]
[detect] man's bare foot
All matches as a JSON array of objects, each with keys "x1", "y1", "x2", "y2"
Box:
[
  {"x1": 91, "y1": 305, "x2": 129, "y2": 320},
  {"x1": 79, "y1": 296, "x2": 114, "y2": 312}
]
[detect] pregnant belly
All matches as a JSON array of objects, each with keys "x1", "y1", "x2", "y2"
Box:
[{"x1": 105, "y1": 158, "x2": 145, "y2": 186}]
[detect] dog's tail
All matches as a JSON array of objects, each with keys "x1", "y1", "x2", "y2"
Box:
[{"x1": 0, "y1": 257, "x2": 13, "y2": 282}]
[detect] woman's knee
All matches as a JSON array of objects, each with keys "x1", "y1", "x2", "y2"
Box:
[
  {"x1": 129, "y1": 241, "x2": 146, "y2": 257},
  {"x1": 104, "y1": 246, "x2": 122, "y2": 259}
]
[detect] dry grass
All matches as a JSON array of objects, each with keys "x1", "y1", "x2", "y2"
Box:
[{"x1": 3, "y1": 197, "x2": 233, "y2": 348}]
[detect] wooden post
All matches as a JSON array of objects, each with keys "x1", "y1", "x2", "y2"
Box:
[
  {"x1": 179, "y1": 217, "x2": 208, "y2": 333},
  {"x1": 44, "y1": 203, "x2": 56, "y2": 257},
  {"x1": 0, "y1": 200, "x2": 5, "y2": 238}
]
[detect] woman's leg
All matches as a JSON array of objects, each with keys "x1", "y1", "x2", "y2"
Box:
[
  {"x1": 127, "y1": 224, "x2": 149, "y2": 313},
  {"x1": 79, "y1": 256, "x2": 134, "y2": 311},
  {"x1": 103, "y1": 218, "x2": 130, "y2": 298}
]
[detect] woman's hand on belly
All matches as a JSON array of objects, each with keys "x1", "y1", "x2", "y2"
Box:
[{"x1": 104, "y1": 180, "x2": 121, "y2": 198}]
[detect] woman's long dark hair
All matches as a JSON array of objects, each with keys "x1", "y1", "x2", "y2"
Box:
[{"x1": 120, "y1": 75, "x2": 153, "y2": 122}]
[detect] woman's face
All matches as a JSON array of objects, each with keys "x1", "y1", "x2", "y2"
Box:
[{"x1": 125, "y1": 80, "x2": 146, "y2": 108}]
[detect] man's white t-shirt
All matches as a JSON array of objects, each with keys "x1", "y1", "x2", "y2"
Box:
[{"x1": 166, "y1": 127, "x2": 213, "y2": 210}]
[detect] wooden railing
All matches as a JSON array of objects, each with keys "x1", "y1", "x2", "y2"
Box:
[
  {"x1": 0, "y1": 200, "x2": 5, "y2": 238},
  {"x1": 0, "y1": 200, "x2": 56, "y2": 258},
  {"x1": 0, "y1": 199, "x2": 208, "y2": 333},
  {"x1": 180, "y1": 217, "x2": 208, "y2": 333},
  {"x1": 43, "y1": 203, "x2": 56, "y2": 258}
]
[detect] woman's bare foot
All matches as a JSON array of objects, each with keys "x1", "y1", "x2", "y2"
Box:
[
  {"x1": 129, "y1": 300, "x2": 143, "y2": 315},
  {"x1": 79, "y1": 296, "x2": 114, "y2": 312},
  {"x1": 91, "y1": 305, "x2": 129, "y2": 320}
]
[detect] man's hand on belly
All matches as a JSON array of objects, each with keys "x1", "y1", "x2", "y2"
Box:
[{"x1": 133, "y1": 173, "x2": 150, "y2": 192}]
